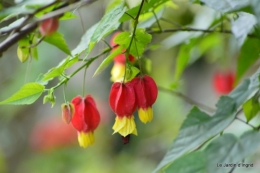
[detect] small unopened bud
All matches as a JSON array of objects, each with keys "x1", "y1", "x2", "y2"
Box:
[
  {"x1": 122, "y1": 135, "x2": 130, "y2": 145},
  {"x1": 39, "y1": 17, "x2": 59, "y2": 36},
  {"x1": 61, "y1": 103, "x2": 74, "y2": 124}
]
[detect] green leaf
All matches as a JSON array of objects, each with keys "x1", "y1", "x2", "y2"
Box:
[
  {"x1": 200, "y1": 0, "x2": 250, "y2": 13},
  {"x1": 130, "y1": 28, "x2": 152, "y2": 57},
  {"x1": 59, "y1": 12, "x2": 77, "y2": 20},
  {"x1": 114, "y1": 31, "x2": 131, "y2": 45},
  {"x1": 231, "y1": 12, "x2": 257, "y2": 47},
  {"x1": 43, "y1": 32, "x2": 71, "y2": 55},
  {"x1": 114, "y1": 29, "x2": 152, "y2": 57},
  {"x1": 165, "y1": 151, "x2": 206, "y2": 173},
  {"x1": 154, "y1": 67, "x2": 260, "y2": 172},
  {"x1": 30, "y1": 36, "x2": 38, "y2": 60},
  {"x1": 154, "y1": 96, "x2": 236, "y2": 172},
  {"x1": 0, "y1": 83, "x2": 45, "y2": 105},
  {"x1": 87, "y1": 2, "x2": 126, "y2": 58},
  {"x1": 35, "y1": 74, "x2": 50, "y2": 85},
  {"x1": 166, "y1": 131, "x2": 260, "y2": 173},
  {"x1": 71, "y1": 23, "x2": 98, "y2": 56},
  {"x1": 120, "y1": 0, "x2": 169, "y2": 22},
  {"x1": 242, "y1": 97, "x2": 260, "y2": 122},
  {"x1": 236, "y1": 38, "x2": 260, "y2": 83},
  {"x1": 0, "y1": 17, "x2": 26, "y2": 33},
  {"x1": 251, "y1": 0, "x2": 260, "y2": 24},
  {"x1": 42, "y1": 56, "x2": 78, "y2": 81},
  {"x1": 106, "y1": 0, "x2": 122, "y2": 13},
  {"x1": 93, "y1": 46, "x2": 124, "y2": 76},
  {"x1": 17, "y1": 36, "x2": 31, "y2": 63},
  {"x1": 17, "y1": 47, "x2": 29, "y2": 63},
  {"x1": 0, "y1": 6, "x2": 32, "y2": 21},
  {"x1": 138, "y1": 5, "x2": 165, "y2": 28},
  {"x1": 43, "y1": 89, "x2": 55, "y2": 107},
  {"x1": 125, "y1": 65, "x2": 140, "y2": 81},
  {"x1": 173, "y1": 41, "x2": 195, "y2": 81}
]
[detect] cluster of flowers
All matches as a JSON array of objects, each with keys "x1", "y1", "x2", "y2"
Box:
[{"x1": 61, "y1": 32, "x2": 158, "y2": 148}]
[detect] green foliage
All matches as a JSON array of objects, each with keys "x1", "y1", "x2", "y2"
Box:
[
  {"x1": 120, "y1": 0, "x2": 170, "y2": 22},
  {"x1": 42, "y1": 56, "x2": 78, "y2": 81},
  {"x1": 17, "y1": 37, "x2": 30, "y2": 63},
  {"x1": 71, "y1": 23, "x2": 98, "y2": 56},
  {"x1": 242, "y1": 96, "x2": 260, "y2": 122},
  {"x1": 43, "y1": 88, "x2": 55, "y2": 107},
  {"x1": 125, "y1": 65, "x2": 140, "y2": 81},
  {"x1": 86, "y1": 2, "x2": 126, "y2": 59},
  {"x1": 2, "y1": 1, "x2": 260, "y2": 173},
  {"x1": 165, "y1": 131, "x2": 260, "y2": 173},
  {"x1": 114, "y1": 28, "x2": 152, "y2": 57},
  {"x1": 236, "y1": 38, "x2": 260, "y2": 82},
  {"x1": 43, "y1": 32, "x2": 71, "y2": 55},
  {"x1": 154, "y1": 67, "x2": 260, "y2": 172},
  {"x1": 200, "y1": 0, "x2": 250, "y2": 13},
  {"x1": 231, "y1": 12, "x2": 257, "y2": 47},
  {"x1": 173, "y1": 40, "x2": 196, "y2": 82},
  {"x1": 94, "y1": 46, "x2": 124, "y2": 76},
  {"x1": 0, "y1": 83, "x2": 44, "y2": 105},
  {"x1": 251, "y1": 0, "x2": 260, "y2": 24}
]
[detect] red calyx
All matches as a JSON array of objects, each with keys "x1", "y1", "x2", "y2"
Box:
[
  {"x1": 110, "y1": 32, "x2": 136, "y2": 64},
  {"x1": 131, "y1": 75, "x2": 158, "y2": 109},
  {"x1": 39, "y1": 17, "x2": 59, "y2": 36},
  {"x1": 213, "y1": 70, "x2": 235, "y2": 94},
  {"x1": 110, "y1": 32, "x2": 121, "y2": 48},
  {"x1": 113, "y1": 52, "x2": 135, "y2": 64},
  {"x1": 109, "y1": 82, "x2": 136, "y2": 117},
  {"x1": 71, "y1": 95, "x2": 100, "y2": 132}
]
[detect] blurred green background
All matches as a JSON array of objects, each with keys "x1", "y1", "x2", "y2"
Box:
[{"x1": 0, "y1": 0, "x2": 260, "y2": 173}]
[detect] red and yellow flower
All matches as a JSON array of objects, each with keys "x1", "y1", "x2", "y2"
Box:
[
  {"x1": 109, "y1": 82, "x2": 137, "y2": 137},
  {"x1": 131, "y1": 75, "x2": 158, "y2": 123},
  {"x1": 71, "y1": 95, "x2": 100, "y2": 148}
]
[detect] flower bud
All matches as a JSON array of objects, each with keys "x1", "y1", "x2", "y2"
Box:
[
  {"x1": 61, "y1": 103, "x2": 74, "y2": 124},
  {"x1": 39, "y1": 17, "x2": 59, "y2": 36}
]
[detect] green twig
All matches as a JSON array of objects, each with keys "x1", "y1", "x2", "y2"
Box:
[
  {"x1": 123, "y1": 0, "x2": 146, "y2": 82},
  {"x1": 51, "y1": 48, "x2": 110, "y2": 90},
  {"x1": 158, "y1": 86, "x2": 215, "y2": 113},
  {"x1": 152, "y1": 10, "x2": 162, "y2": 32},
  {"x1": 235, "y1": 117, "x2": 257, "y2": 130}
]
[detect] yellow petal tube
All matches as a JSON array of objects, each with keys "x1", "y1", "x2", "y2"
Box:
[
  {"x1": 112, "y1": 115, "x2": 138, "y2": 137},
  {"x1": 77, "y1": 131, "x2": 95, "y2": 148},
  {"x1": 138, "y1": 107, "x2": 153, "y2": 124},
  {"x1": 110, "y1": 63, "x2": 125, "y2": 82}
]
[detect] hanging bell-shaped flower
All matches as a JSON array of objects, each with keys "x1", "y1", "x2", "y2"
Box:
[
  {"x1": 131, "y1": 75, "x2": 158, "y2": 124},
  {"x1": 109, "y1": 82, "x2": 137, "y2": 137},
  {"x1": 71, "y1": 95, "x2": 100, "y2": 148}
]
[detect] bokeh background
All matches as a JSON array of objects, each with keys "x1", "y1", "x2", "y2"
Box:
[{"x1": 0, "y1": 0, "x2": 260, "y2": 173}]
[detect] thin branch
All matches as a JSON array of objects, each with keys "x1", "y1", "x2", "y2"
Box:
[
  {"x1": 235, "y1": 117, "x2": 257, "y2": 129},
  {"x1": 148, "y1": 27, "x2": 257, "y2": 38},
  {"x1": 158, "y1": 86, "x2": 215, "y2": 113},
  {"x1": 0, "y1": 0, "x2": 98, "y2": 55},
  {"x1": 51, "y1": 47, "x2": 111, "y2": 90},
  {"x1": 152, "y1": 10, "x2": 162, "y2": 32},
  {"x1": 160, "y1": 17, "x2": 183, "y2": 27},
  {"x1": 123, "y1": 0, "x2": 145, "y2": 82},
  {"x1": 124, "y1": 12, "x2": 135, "y2": 20},
  {"x1": 0, "y1": 0, "x2": 61, "y2": 36},
  {"x1": 21, "y1": 36, "x2": 45, "y2": 49}
]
